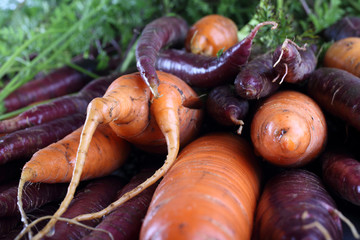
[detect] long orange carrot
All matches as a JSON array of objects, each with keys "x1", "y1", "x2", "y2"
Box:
[
  {"x1": 140, "y1": 132, "x2": 261, "y2": 240},
  {"x1": 25, "y1": 71, "x2": 203, "y2": 239}
]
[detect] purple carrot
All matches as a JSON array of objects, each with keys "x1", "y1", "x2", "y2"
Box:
[
  {"x1": 0, "y1": 216, "x2": 20, "y2": 236},
  {"x1": 40, "y1": 176, "x2": 126, "y2": 240},
  {"x1": 234, "y1": 52, "x2": 279, "y2": 99},
  {"x1": 272, "y1": 39, "x2": 317, "y2": 84},
  {"x1": 0, "y1": 180, "x2": 67, "y2": 217},
  {"x1": 156, "y1": 21, "x2": 278, "y2": 88},
  {"x1": 253, "y1": 169, "x2": 343, "y2": 240},
  {"x1": 82, "y1": 169, "x2": 158, "y2": 240},
  {"x1": 322, "y1": 16, "x2": 360, "y2": 41},
  {"x1": 0, "y1": 73, "x2": 119, "y2": 133},
  {"x1": 0, "y1": 113, "x2": 85, "y2": 165},
  {"x1": 321, "y1": 150, "x2": 360, "y2": 206},
  {"x1": 307, "y1": 67, "x2": 360, "y2": 131},
  {"x1": 206, "y1": 85, "x2": 249, "y2": 134},
  {"x1": 2, "y1": 58, "x2": 98, "y2": 113},
  {"x1": 136, "y1": 15, "x2": 189, "y2": 98}
]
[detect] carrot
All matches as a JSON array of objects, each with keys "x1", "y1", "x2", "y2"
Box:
[
  {"x1": 16, "y1": 123, "x2": 130, "y2": 237},
  {"x1": 140, "y1": 132, "x2": 261, "y2": 240},
  {"x1": 1, "y1": 58, "x2": 98, "y2": 113},
  {"x1": 0, "y1": 113, "x2": 85, "y2": 165},
  {"x1": 0, "y1": 73, "x2": 118, "y2": 134},
  {"x1": 185, "y1": 14, "x2": 238, "y2": 57},
  {"x1": 136, "y1": 15, "x2": 189, "y2": 98},
  {"x1": 323, "y1": 37, "x2": 360, "y2": 77},
  {"x1": 272, "y1": 39, "x2": 317, "y2": 84},
  {"x1": 250, "y1": 90, "x2": 327, "y2": 167},
  {"x1": 307, "y1": 67, "x2": 360, "y2": 132},
  {"x1": 234, "y1": 52, "x2": 279, "y2": 99},
  {"x1": 156, "y1": 21, "x2": 278, "y2": 88},
  {"x1": 206, "y1": 85, "x2": 249, "y2": 134},
  {"x1": 252, "y1": 169, "x2": 344, "y2": 240},
  {"x1": 24, "y1": 71, "x2": 203, "y2": 239},
  {"x1": 322, "y1": 16, "x2": 360, "y2": 41}
]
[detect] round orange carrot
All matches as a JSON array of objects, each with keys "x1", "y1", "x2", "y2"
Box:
[
  {"x1": 27, "y1": 71, "x2": 203, "y2": 239},
  {"x1": 323, "y1": 37, "x2": 360, "y2": 77},
  {"x1": 185, "y1": 14, "x2": 238, "y2": 57},
  {"x1": 140, "y1": 132, "x2": 261, "y2": 240},
  {"x1": 250, "y1": 90, "x2": 327, "y2": 167}
]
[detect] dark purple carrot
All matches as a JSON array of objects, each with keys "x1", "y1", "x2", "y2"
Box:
[
  {"x1": 2, "y1": 58, "x2": 98, "y2": 114},
  {"x1": 0, "y1": 113, "x2": 85, "y2": 165},
  {"x1": 322, "y1": 16, "x2": 360, "y2": 41},
  {"x1": 307, "y1": 67, "x2": 360, "y2": 132},
  {"x1": 253, "y1": 169, "x2": 344, "y2": 240},
  {"x1": 0, "y1": 216, "x2": 20, "y2": 236},
  {"x1": 38, "y1": 176, "x2": 126, "y2": 240},
  {"x1": 0, "y1": 180, "x2": 67, "y2": 217},
  {"x1": 0, "y1": 73, "x2": 119, "y2": 134},
  {"x1": 272, "y1": 39, "x2": 317, "y2": 84},
  {"x1": 156, "y1": 21, "x2": 278, "y2": 88},
  {"x1": 206, "y1": 85, "x2": 249, "y2": 134},
  {"x1": 82, "y1": 169, "x2": 158, "y2": 240},
  {"x1": 234, "y1": 52, "x2": 279, "y2": 99},
  {"x1": 136, "y1": 15, "x2": 189, "y2": 98},
  {"x1": 321, "y1": 150, "x2": 360, "y2": 206}
]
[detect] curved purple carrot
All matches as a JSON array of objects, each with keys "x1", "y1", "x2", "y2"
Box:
[
  {"x1": 206, "y1": 85, "x2": 249, "y2": 134},
  {"x1": 234, "y1": 52, "x2": 279, "y2": 99},
  {"x1": 155, "y1": 21, "x2": 278, "y2": 88},
  {"x1": 2, "y1": 58, "x2": 98, "y2": 113},
  {"x1": 322, "y1": 16, "x2": 360, "y2": 41},
  {"x1": 0, "y1": 113, "x2": 85, "y2": 165},
  {"x1": 321, "y1": 150, "x2": 360, "y2": 206},
  {"x1": 0, "y1": 74, "x2": 118, "y2": 134},
  {"x1": 136, "y1": 15, "x2": 189, "y2": 98}
]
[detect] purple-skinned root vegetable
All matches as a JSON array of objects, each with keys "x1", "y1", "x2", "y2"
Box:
[
  {"x1": 307, "y1": 67, "x2": 360, "y2": 132},
  {"x1": 321, "y1": 150, "x2": 360, "y2": 206},
  {"x1": 272, "y1": 39, "x2": 317, "y2": 84},
  {"x1": 206, "y1": 85, "x2": 249, "y2": 134},
  {"x1": 253, "y1": 169, "x2": 347, "y2": 240},
  {"x1": 136, "y1": 15, "x2": 189, "y2": 98},
  {"x1": 156, "y1": 21, "x2": 278, "y2": 88},
  {"x1": 234, "y1": 52, "x2": 279, "y2": 99},
  {"x1": 322, "y1": 16, "x2": 360, "y2": 41}
]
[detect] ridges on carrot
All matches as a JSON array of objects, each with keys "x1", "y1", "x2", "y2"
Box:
[{"x1": 19, "y1": 71, "x2": 203, "y2": 239}]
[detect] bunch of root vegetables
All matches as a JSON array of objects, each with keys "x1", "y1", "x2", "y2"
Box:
[{"x1": 0, "y1": 13, "x2": 360, "y2": 240}]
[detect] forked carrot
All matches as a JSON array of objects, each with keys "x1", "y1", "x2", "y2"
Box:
[
  {"x1": 23, "y1": 71, "x2": 203, "y2": 239},
  {"x1": 140, "y1": 132, "x2": 261, "y2": 240}
]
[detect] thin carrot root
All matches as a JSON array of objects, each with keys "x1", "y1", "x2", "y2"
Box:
[{"x1": 17, "y1": 178, "x2": 32, "y2": 239}]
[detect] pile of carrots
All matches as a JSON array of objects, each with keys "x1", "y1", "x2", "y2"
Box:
[{"x1": 0, "y1": 13, "x2": 360, "y2": 240}]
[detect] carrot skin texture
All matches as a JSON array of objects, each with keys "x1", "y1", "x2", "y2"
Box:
[
  {"x1": 0, "y1": 181, "x2": 67, "y2": 217},
  {"x1": 321, "y1": 151, "x2": 360, "y2": 206},
  {"x1": 0, "y1": 113, "x2": 85, "y2": 165},
  {"x1": 42, "y1": 176, "x2": 126, "y2": 240},
  {"x1": 3, "y1": 58, "x2": 98, "y2": 113},
  {"x1": 140, "y1": 132, "x2": 261, "y2": 240},
  {"x1": 0, "y1": 74, "x2": 117, "y2": 133},
  {"x1": 136, "y1": 16, "x2": 189, "y2": 97},
  {"x1": 234, "y1": 52, "x2": 279, "y2": 99},
  {"x1": 323, "y1": 37, "x2": 360, "y2": 77},
  {"x1": 82, "y1": 169, "x2": 158, "y2": 240},
  {"x1": 156, "y1": 21, "x2": 278, "y2": 88},
  {"x1": 307, "y1": 67, "x2": 360, "y2": 132},
  {"x1": 250, "y1": 90, "x2": 327, "y2": 167},
  {"x1": 272, "y1": 40, "x2": 317, "y2": 84},
  {"x1": 206, "y1": 85, "x2": 249, "y2": 134},
  {"x1": 322, "y1": 16, "x2": 360, "y2": 41},
  {"x1": 185, "y1": 14, "x2": 238, "y2": 57},
  {"x1": 253, "y1": 169, "x2": 342, "y2": 240}
]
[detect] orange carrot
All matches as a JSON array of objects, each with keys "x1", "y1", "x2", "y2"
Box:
[
  {"x1": 140, "y1": 132, "x2": 261, "y2": 240},
  {"x1": 323, "y1": 37, "x2": 360, "y2": 77},
  {"x1": 185, "y1": 14, "x2": 238, "y2": 57},
  {"x1": 250, "y1": 90, "x2": 327, "y2": 167},
  {"x1": 16, "y1": 124, "x2": 130, "y2": 236},
  {"x1": 25, "y1": 71, "x2": 203, "y2": 239}
]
